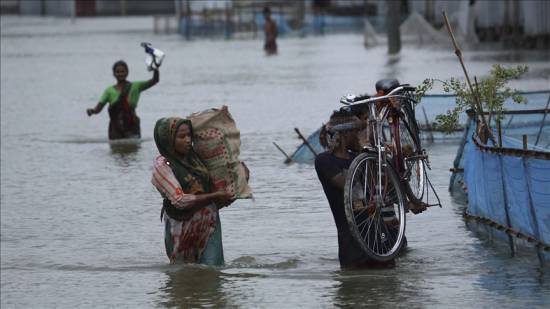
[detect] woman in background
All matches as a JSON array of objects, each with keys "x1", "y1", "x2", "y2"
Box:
[{"x1": 87, "y1": 60, "x2": 159, "y2": 139}]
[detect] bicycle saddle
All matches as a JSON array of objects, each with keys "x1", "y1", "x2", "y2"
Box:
[{"x1": 375, "y1": 78, "x2": 400, "y2": 95}]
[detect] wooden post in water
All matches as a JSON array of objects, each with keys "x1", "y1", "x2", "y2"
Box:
[
  {"x1": 253, "y1": 4, "x2": 258, "y2": 39},
  {"x1": 225, "y1": 2, "x2": 232, "y2": 40},
  {"x1": 496, "y1": 118, "x2": 516, "y2": 256},
  {"x1": 521, "y1": 133, "x2": 545, "y2": 266},
  {"x1": 297, "y1": 0, "x2": 306, "y2": 37},
  {"x1": 184, "y1": 0, "x2": 191, "y2": 40},
  {"x1": 497, "y1": 120, "x2": 502, "y2": 148},
  {"x1": 273, "y1": 142, "x2": 293, "y2": 164},
  {"x1": 534, "y1": 95, "x2": 550, "y2": 146},
  {"x1": 387, "y1": 0, "x2": 401, "y2": 54},
  {"x1": 175, "y1": 0, "x2": 182, "y2": 30},
  {"x1": 120, "y1": 0, "x2": 127, "y2": 16}
]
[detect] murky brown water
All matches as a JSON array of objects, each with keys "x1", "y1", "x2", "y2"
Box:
[{"x1": 1, "y1": 16, "x2": 549, "y2": 308}]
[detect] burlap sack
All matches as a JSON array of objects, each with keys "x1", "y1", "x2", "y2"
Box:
[{"x1": 187, "y1": 105, "x2": 252, "y2": 199}]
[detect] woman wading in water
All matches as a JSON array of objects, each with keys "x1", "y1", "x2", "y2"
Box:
[
  {"x1": 86, "y1": 60, "x2": 159, "y2": 139},
  {"x1": 152, "y1": 117, "x2": 234, "y2": 265}
]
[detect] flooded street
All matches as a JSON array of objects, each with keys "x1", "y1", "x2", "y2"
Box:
[{"x1": 1, "y1": 16, "x2": 549, "y2": 308}]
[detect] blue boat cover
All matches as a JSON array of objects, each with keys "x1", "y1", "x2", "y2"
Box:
[{"x1": 290, "y1": 127, "x2": 324, "y2": 164}]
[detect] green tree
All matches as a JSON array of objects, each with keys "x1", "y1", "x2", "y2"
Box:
[{"x1": 416, "y1": 64, "x2": 528, "y2": 138}]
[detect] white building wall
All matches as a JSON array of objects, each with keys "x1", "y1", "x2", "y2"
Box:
[
  {"x1": 521, "y1": 0, "x2": 550, "y2": 35},
  {"x1": 475, "y1": 0, "x2": 507, "y2": 28}
]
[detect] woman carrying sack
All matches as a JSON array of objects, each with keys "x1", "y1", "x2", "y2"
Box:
[{"x1": 151, "y1": 117, "x2": 235, "y2": 265}]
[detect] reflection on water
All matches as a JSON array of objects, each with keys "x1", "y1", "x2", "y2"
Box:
[
  {"x1": 334, "y1": 270, "x2": 404, "y2": 307},
  {"x1": 160, "y1": 266, "x2": 230, "y2": 308},
  {"x1": 109, "y1": 140, "x2": 141, "y2": 156},
  {"x1": 108, "y1": 138, "x2": 152, "y2": 167},
  {"x1": 473, "y1": 245, "x2": 550, "y2": 307}
]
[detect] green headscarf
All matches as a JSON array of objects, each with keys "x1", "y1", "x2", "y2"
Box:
[{"x1": 154, "y1": 117, "x2": 212, "y2": 194}]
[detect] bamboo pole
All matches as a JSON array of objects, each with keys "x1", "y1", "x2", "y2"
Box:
[
  {"x1": 474, "y1": 76, "x2": 493, "y2": 132},
  {"x1": 442, "y1": 11, "x2": 492, "y2": 143},
  {"x1": 534, "y1": 94, "x2": 550, "y2": 146},
  {"x1": 273, "y1": 142, "x2": 293, "y2": 164},
  {"x1": 294, "y1": 128, "x2": 318, "y2": 157},
  {"x1": 497, "y1": 120, "x2": 502, "y2": 148}
]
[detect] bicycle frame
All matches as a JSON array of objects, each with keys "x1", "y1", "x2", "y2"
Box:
[{"x1": 341, "y1": 86, "x2": 423, "y2": 205}]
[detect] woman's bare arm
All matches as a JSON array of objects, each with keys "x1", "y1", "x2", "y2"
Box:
[
  {"x1": 87, "y1": 101, "x2": 107, "y2": 116},
  {"x1": 142, "y1": 69, "x2": 159, "y2": 91}
]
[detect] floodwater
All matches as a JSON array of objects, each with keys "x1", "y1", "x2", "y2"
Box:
[{"x1": 1, "y1": 16, "x2": 550, "y2": 308}]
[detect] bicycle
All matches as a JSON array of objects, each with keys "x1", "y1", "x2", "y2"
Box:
[{"x1": 339, "y1": 83, "x2": 438, "y2": 261}]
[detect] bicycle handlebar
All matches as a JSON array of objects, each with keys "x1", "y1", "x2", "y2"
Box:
[
  {"x1": 341, "y1": 93, "x2": 371, "y2": 105},
  {"x1": 340, "y1": 85, "x2": 417, "y2": 106}
]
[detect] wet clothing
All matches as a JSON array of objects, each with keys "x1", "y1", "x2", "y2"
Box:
[
  {"x1": 152, "y1": 118, "x2": 223, "y2": 266},
  {"x1": 99, "y1": 81, "x2": 149, "y2": 109},
  {"x1": 315, "y1": 151, "x2": 373, "y2": 267},
  {"x1": 99, "y1": 81, "x2": 148, "y2": 140},
  {"x1": 264, "y1": 40, "x2": 277, "y2": 54}
]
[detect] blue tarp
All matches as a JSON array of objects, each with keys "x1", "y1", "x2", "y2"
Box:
[{"x1": 460, "y1": 116, "x2": 550, "y2": 260}]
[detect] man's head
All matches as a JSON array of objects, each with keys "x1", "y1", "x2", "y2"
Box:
[
  {"x1": 263, "y1": 6, "x2": 271, "y2": 19},
  {"x1": 375, "y1": 78, "x2": 399, "y2": 96},
  {"x1": 325, "y1": 110, "x2": 361, "y2": 152}
]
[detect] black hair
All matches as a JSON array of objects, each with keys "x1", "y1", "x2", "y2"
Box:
[
  {"x1": 375, "y1": 78, "x2": 400, "y2": 95},
  {"x1": 330, "y1": 108, "x2": 354, "y2": 120},
  {"x1": 263, "y1": 6, "x2": 271, "y2": 15},
  {"x1": 112, "y1": 60, "x2": 128, "y2": 73}
]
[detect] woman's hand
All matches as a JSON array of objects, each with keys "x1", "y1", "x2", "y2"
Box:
[
  {"x1": 215, "y1": 190, "x2": 235, "y2": 209},
  {"x1": 87, "y1": 102, "x2": 106, "y2": 116},
  {"x1": 241, "y1": 161, "x2": 250, "y2": 182}
]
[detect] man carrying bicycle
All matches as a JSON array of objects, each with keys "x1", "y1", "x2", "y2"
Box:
[{"x1": 315, "y1": 110, "x2": 397, "y2": 269}]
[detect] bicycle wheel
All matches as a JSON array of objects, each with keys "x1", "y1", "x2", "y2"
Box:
[
  {"x1": 398, "y1": 106, "x2": 426, "y2": 204},
  {"x1": 344, "y1": 152, "x2": 406, "y2": 261}
]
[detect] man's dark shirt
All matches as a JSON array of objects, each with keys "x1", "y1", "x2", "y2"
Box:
[{"x1": 314, "y1": 151, "x2": 371, "y2": 267}]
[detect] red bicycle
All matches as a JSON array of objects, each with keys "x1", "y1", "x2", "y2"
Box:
[{"x1": 339, "y1": 82, "x2": 439, "y2": 261}]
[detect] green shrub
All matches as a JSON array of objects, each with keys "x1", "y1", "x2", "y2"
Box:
[{"x1": 415, "y1": 64, "x2": 528, "y2": 135}]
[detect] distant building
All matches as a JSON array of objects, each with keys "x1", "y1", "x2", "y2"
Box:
[
  {"x1": 1, "y1": 0, "x2": 175, "y2": 16},
  {"x1": 2, "y1": 0, "x2": 547, "y2": 47},
  {"x1": 408, "y1": 0, "x2": 550, "y2": 47}
]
